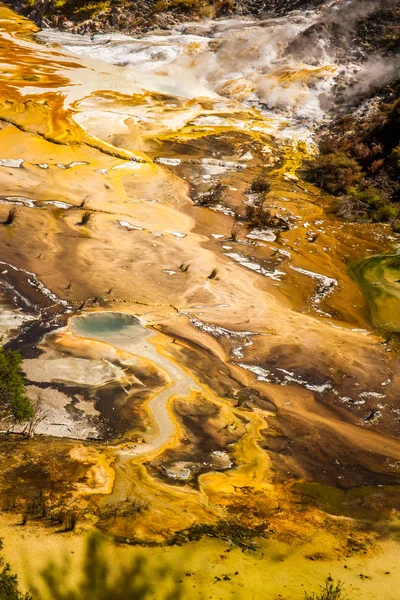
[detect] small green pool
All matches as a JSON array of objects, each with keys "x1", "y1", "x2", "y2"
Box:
[
  {"x1": 71, "y1": 312, "x2": 142, "y2": 337},
  {"x1": 350, "y1": 252, "x2": 400, "y2": 334}
]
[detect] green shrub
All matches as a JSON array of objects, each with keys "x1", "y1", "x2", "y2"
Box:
[
  {"x1": 0, "y1": 345, "x2": 33, "y2": 421},
  {"x1": 73, "y1": 1, "x2": 110, "y2": 17},
  {"x1": 351, "y1": 186, "x2": 386, "y2": 210},
  {"x1": 375, "y1": 203, "x2": 399, "y2": 222},
  {"x1": 391, "y1": 145, "x2": 400, "y2": 175},
  {"x1": 24, "y1": 0, "x2": 113, "y2": 19},
  {"x1": 303, "y1": 152, "x2": 363, "y2": 195},
  {"x1": 153, "y1": 0, "x2": 232, "y2": 15},
  {"x1": 304, "y1": 578, "x2": 348, "y2": 600},
  {"x1": 335, "y1": 184, "x2": 399, "y2": 225},
  {"x1": 154, "y1": 0, "x2": 203, "y2": 14}
]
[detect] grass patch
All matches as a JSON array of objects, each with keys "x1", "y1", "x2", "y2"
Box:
[{"x1": 304, "y1": 578, "x2": 349, "y2": 600}]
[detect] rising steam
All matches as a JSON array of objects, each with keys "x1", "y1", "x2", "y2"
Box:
[{"x1": 38, "y1": 0, "x2": 399, "y2": 132}]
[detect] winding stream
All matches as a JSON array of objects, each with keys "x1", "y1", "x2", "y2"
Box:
[{"x1": 71, "y1": 312, "x2": 202, "y2": 455}]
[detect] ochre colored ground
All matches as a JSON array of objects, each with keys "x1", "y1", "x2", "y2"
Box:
[{"x1": 1, "y1": 5, "x2": 400, "y2": 598}]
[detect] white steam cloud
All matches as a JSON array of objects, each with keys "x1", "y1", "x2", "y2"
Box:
[
  {"x1": 343, "y1": 54, "x2": 400, "y2": 103},
  {"x1": 38, "y1": 0, "x2": 399, "y2": 133}
]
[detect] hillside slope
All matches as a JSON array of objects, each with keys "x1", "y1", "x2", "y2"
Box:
[
  {"x1": 8, "y1": 0, "x2": 400, "y2": 228},
  {"x1": 8, "y1": 0, "x2": 326, "y2": 32}
]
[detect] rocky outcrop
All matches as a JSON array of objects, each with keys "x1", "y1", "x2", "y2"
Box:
[{"x1": 6, "y1": 0, "x2": 326, "y2": 34}]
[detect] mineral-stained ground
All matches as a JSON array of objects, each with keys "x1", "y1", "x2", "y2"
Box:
[{"x1": 0, "y1": 1, "x2": 400, "y2": 597}]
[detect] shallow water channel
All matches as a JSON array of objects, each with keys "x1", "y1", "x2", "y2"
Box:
[{"x1": 71, "y1": 312, "x2": 201, "y2": 455}]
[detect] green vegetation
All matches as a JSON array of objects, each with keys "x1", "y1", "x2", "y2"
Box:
[
  {"x1": 303, "y1": 152, "x2": 362, "y2": 195},
  {"x1": 391, "y1": 144, "x2": 400, "y2": 173},
  {"x1": 304, "y1": 87, "x2": 400, "y2": 229},
  {"x1": 23, "y1": 0, "x2": 113, "y2": 20},
  {"x1": 154, "y1": 0, "x2": 204, "y2": 14},
  {"x1": 0, "y1": 345, "x2": 33, "y2": 421},
  {"x1": 154, "y1": 0, "x2": 233, "y2": 17},
  {"x1": 304, "y1": 578, "x2": 348, "y2": 600},
  {"x1": 303, "y1": 151, "x2": 400, "y2": 227},
  {"x1": 335, "y1": 184, "x2": 400, "y2": 225},
  {"x1": 18, "y1": 0, "x2": 234, "y2": 24}
]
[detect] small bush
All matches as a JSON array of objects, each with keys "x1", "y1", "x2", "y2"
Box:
[
  {"x1": 197, "y1": 182, "x2": 224, "y2": 207},
  {"x1": 73, "y1": 1, "x2": 110, "y2": 18},
  {"x1": 335, "y1": 186, "x2": 398, "y2": 225},
  {"x1": 79, "y1": 210, "x2": 93, "y2": 226},
  {"x1": 154, "y1": 0, "x2": 203, "y2": 14},
  {"x1": 25, "y1": 0, "x2": 111, "y2": 20},
  {"x1": 3, "y1": 207, "x2": 18, "y2": 227},
  {"x1": 304, "y1": 578, "x2": 348, "y2": 600},
  {"x1": 245, "y1": 203, "x2": 289, "y2": 230},
  {"x1": 216, "y1": 0, "x2": 234, "y2": 13},
  {"x1": 390, "y1": 145, "x2": 400, "y2": 176},
  {"x1": 354, "y1": 186, "x2": 386, "y2": 210},
  {"x1": 0, "y1": 345, "x2": 33, "y2": 421},
  {"x1": 11, "y1": 395, "x2": 35, "y2": 422},
  {"x1": 375, "y1": 203, "x2": 398, "y2": 223},
  {"x1": 250, "y1": 179, "x2": 271, "y2": 194},
  {"x1": 245, "y1": 203, "x2": 272, "y2": 228},
  {"x1": 303, "y1": 152, "x2": 362, "y2": 195}
]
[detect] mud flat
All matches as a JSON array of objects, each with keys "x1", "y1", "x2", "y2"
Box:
[{"x1": 2, "y1": 511, "x2": 400, "y2": 599}]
